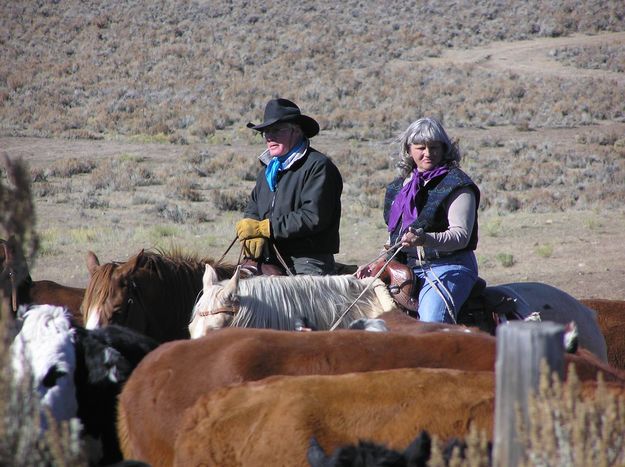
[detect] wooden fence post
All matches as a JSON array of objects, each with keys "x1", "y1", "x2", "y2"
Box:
[{"x1": 493, "y1": 321, "x2": 565, "y2": 466}]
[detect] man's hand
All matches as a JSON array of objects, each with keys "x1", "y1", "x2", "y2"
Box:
[
  {"x1": 236, "y1": 218, "x2": 271, "y2": 240},
  {"x1": 242, "y1": 238, "x2": 266, "y2": 259}
]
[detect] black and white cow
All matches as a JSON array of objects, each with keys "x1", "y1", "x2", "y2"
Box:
[{"x1": 11, "y1": 304, "x2": 160, "y2": 465}]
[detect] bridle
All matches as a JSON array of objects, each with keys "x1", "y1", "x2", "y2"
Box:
[
  {"x1": 122, "y1": 278, "x2": 149, "y2": 321},
  {"x1": 3, "y1": 264, "x2": 18, "y2": 315},
  {"x1": 197, "y1": 306, "x2": 238, "y2": 317},
  {"x1": 1, "y1": 241, "x2": 19, "y2": 315}
]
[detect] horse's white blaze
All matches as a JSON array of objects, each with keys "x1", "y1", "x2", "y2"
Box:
[
  {"x1": 85, "y1": 306, "x2": 101, "y2": 329},
  {"x1": 11, "y1": 304, "x2": 78, "y2": 430}
]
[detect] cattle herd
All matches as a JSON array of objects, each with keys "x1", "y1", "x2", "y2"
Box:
[{"x1": 3, "y1": 238, "x2": 625, "y2": 467}]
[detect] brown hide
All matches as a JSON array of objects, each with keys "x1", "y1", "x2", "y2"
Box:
[
  {"x1": 377, "y1": 310, "x2": 483, "y2": 334},
  {"x1": 174, "y1": 368, "x2": 496, "y2": 467},
  {"x1": 117, "y1": 327, "x2": 625, "y2": 466},
  {"x1": 581, "y1": 299, "x2": 625, "y2": 370},
  {"x1": 28, "y1": 280, "x2": 85, "y2": 325},
  {"x1": 173, "y1": 368, "x2": 625, "y2": 467},
  {"x1": 1, "y1": 236, "x2": 85, "y2": 324}
]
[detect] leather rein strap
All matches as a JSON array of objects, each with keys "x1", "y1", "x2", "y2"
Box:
[
  {"x1": 1, "y1": 240, "x2": 19, "y2": 315},
  {"x1": 329, "y1": 244, "x2": 405, "y2": 331},
  {"x1": 198, "y1": 306, "x2": 238, "y2": 317}
]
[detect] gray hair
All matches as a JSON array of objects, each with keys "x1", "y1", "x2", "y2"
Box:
[{"x1": 395, "y1": 117, "x2": 461, "y2": 178}]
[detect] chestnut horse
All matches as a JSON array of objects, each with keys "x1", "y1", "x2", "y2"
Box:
[
  {"x1": 117, "y1": 327, "x2": 625, "y2": 466},
  {"x1": 1, "y1": 236, "x2": 84, "y2": 324},
  {"x1": 81, "y1": 249, "x2": 237, "y2": 342}
]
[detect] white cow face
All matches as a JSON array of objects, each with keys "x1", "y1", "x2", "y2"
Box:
[{"x1": 11, "y1": 305, "x2": 78, "y2": 431}]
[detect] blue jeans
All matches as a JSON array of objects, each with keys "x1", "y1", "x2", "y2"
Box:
[{"x1": 413, "y1": 250, "x2": 478, "y2": 323}]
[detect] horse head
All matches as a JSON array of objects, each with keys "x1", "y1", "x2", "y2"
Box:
[
  {"x1": 83, "y1": 250, "x2": 150, "y2": 333},
  {"x1": 83, "y1": 251, "x2": 129, "y2": 330},
  {"x1": 189, "y1": 265, "x2": 241, "y2": 337}
]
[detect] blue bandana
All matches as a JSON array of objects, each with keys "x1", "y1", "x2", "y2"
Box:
[{"x1": 264, "y1": 140, "x2": 306, "y2": 192}]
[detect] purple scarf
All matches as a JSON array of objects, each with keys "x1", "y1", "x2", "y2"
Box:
[{"x1": 387, "y1": 166, "x2": 449, "y2": 232}]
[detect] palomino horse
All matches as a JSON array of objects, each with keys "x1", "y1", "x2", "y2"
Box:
[
  {"x1": 1, "y1": 236, "x2": 85, "y2": 324},
  {"x1": 188, "y1": 264, "x2": 397, "y2": 336},
  {"x1": 188, "y1": 263, "x2": 607, "y2": 362},
  {"x1": 82, "y1": 249, "x2": 237, "y2": 342}
]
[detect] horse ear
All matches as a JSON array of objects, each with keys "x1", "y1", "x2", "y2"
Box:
[
  {"x1": 203, "y1": 264, "x2": 219, "y2": 289},
  {"x1": 126, "y1": 249, "x2": 145, "y2": 274},
  {"x1": 223, "y1": 266, "x2": 241, "y2": 303},
  {"x1": 86, "y1": 251, "x2": 100, "y2": 276}
]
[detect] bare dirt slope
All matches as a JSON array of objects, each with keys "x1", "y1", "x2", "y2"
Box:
[
  {"x1": 435, "y1": 31, "x2": 625, "y2": 84},
  {"x1": 3, "y1": 31, "x2": 625, "y2": 301}
]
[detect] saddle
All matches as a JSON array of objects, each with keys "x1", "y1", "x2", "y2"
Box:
[
  {"x1": 370, "y1": 259, "x2": 526, "y2": 334},
  {"x1": 239, "y1": 258, "x2": 285, "y2": 277}
]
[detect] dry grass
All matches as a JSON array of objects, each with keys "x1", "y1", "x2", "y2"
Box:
[
  {"x1": 519, "y1": 367, "x2": 625, "y2": 466},
  {"x1": 0, "y1": 157, "x2": 86, "y2": 466},
  {"x1": 1, "y1": 1, "x2": 624, "y2": 142}
]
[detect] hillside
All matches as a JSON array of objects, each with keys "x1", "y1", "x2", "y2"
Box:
[{"x1": 1, "y1": 1, "x2": 624, "y2": 299}]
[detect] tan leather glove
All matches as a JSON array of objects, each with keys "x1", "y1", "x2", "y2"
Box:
[
  {"x1": 242, "y1": 238, "x2": 266, "y2": 259},
  {"x1": 236, "y1": 218, "x2": 271, "y2": 240}
]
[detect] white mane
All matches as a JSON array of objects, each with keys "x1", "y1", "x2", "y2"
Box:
[
  {"x1": 189, "y1": 266, "x2": 396, "y2": 337},
  {"x1": 11, "y1": 304, "x2": 78, "y2": 430}
]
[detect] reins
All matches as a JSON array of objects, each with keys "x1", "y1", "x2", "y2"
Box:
[
  {"x1": 329, "y1": 243, "x2": 405, "y2": 331},
  {"x1": 218, "y1": 235, "x2": 295, "y2": 277},
  {"x1": 217, "y1": 236, "x2": 239, "y2": 265}
]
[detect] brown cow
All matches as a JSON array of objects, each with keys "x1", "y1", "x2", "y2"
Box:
[
  {"x1": 173, "y1": 367, "x2": 625, "y2": 467},
  {"x1": 174, "y1": 368, "x2": 495, "y2": 467},
  {"x1": 117, "y1": 327, "x2": 625, "y2": 466},
  {"x1": 581, "y1": 298, "x2": 625, "y2": 371}
]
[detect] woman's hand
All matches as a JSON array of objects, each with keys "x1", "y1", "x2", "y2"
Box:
[
  {"x1": 355, "y1": 256, "x2": 386, "y2": 279},
  {"x1": 400, "y1": 227, "x2": 426, "y2": 247}
]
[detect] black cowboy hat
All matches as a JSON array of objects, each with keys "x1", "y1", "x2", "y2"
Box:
[{"x1": 247, "y1": 98, "x2": 320, "y2": 138}]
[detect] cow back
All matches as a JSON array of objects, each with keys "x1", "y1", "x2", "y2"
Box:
[
  {"x1": 174, "y1": 368, "x2": 496, "y2": 467},
  {"x1": 117, "y1": 327, "x2": 625, "y2": 466}
]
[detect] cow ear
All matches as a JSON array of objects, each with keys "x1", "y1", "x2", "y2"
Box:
[
  {"x1": 86, "y1": 251, "x2": 100, "y2": 276},
  {"x1": 203, "y1": 264, "x2": 219, "y2": 289},
  {"x1": 222, "y1": 267, "x2": 240, "y2": 303}
]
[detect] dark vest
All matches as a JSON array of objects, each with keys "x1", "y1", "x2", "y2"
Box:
[{"x1": 384, "y1": 167, "x2": 480, "y2": 259}]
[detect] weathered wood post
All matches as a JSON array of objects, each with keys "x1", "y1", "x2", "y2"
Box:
[{"x1": 493, "y1": 321, "x2": 565, "y2": 466}]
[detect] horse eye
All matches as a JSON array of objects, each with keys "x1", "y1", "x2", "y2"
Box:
[{"x1": 42, "y1": 364, "x2": 68, "y2": 388}]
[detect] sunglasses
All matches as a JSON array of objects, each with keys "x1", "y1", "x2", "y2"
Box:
[{"x1": 262, "y1": 127, "x2": 292, "y2": 138}]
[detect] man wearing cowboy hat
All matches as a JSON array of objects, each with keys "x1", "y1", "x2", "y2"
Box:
[{"x1": 235, "y1": 98, "x2": 343, "y2": 275}]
